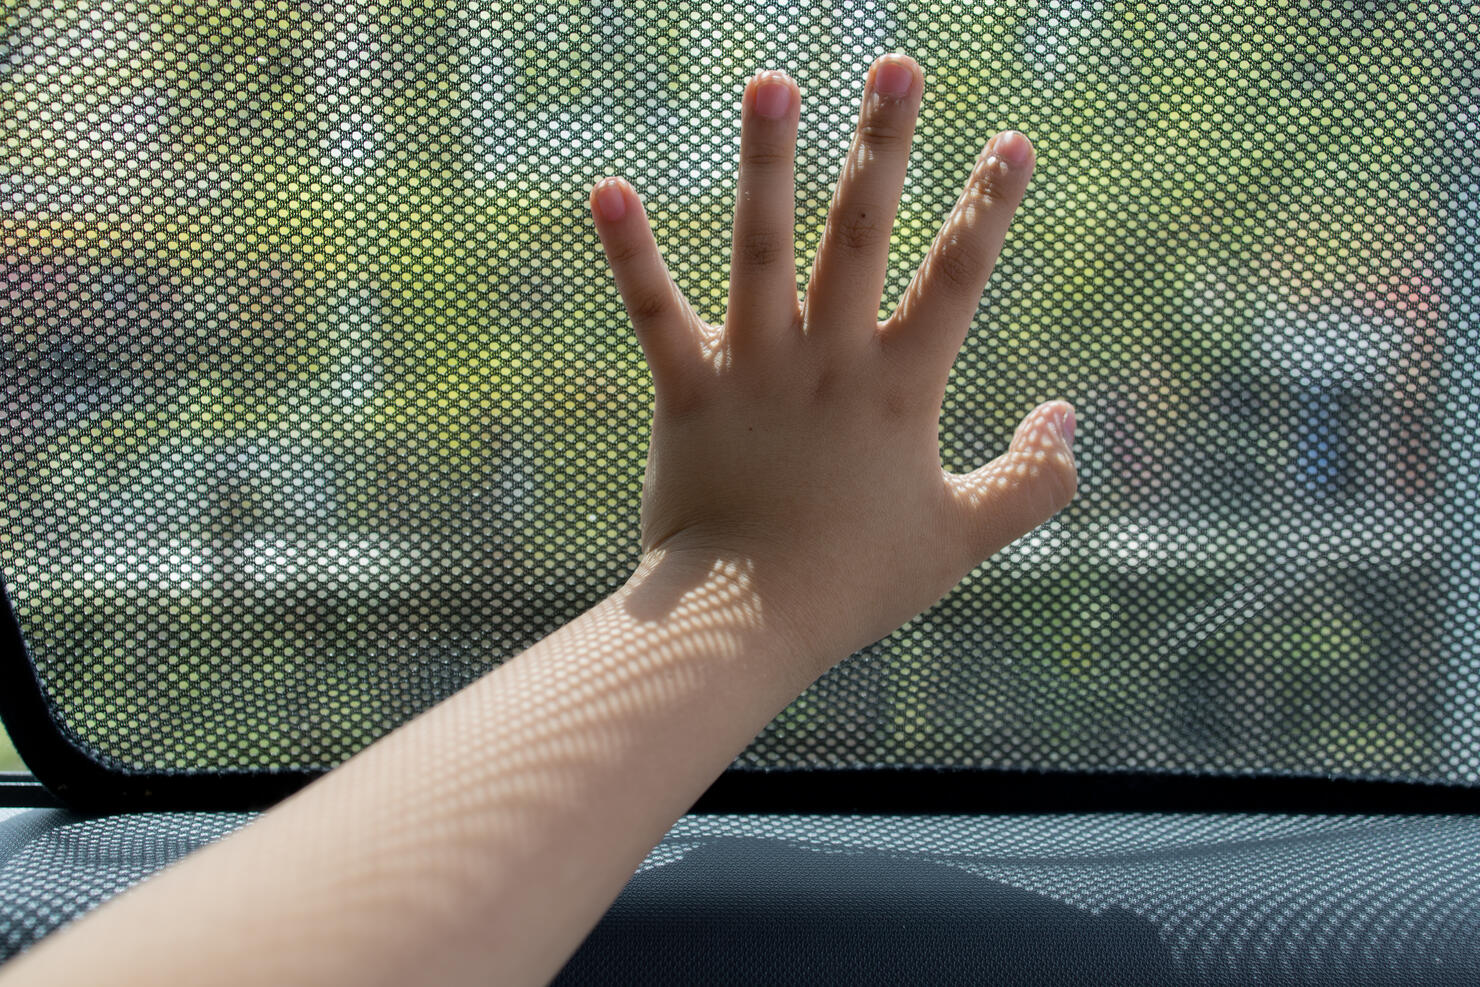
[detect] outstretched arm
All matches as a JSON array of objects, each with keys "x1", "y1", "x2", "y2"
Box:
[{"x1": 0, "y1": 54, "x2": 1076, "y2": 987}]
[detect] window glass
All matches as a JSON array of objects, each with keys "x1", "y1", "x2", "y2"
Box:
[{"x1": 2, "y1": 1, "x2": 1476, "y2": 782}]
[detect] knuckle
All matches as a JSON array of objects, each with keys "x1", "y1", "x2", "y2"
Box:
[
  {"x1": 833, "y1": 211, "x2": 890, "y2": 251},
  {"x1": 627, "y1": 284, "x2": 673, "y2": 324},
  {"x1": 735, "y1": 230, "x2": 786, "y2": 269},
  {"x1": 932, "y1": 237, "x2": 985, "y2": 292},
  {"x1": 604, "y1": 237, "x2": 647, "y2": 267},
  {"x1": 858, "y1": 118, "x2": 909, "y2": 151},
  {"x1": 740, "y1": 142, "x2": 794, "y2": 170},
  {"x1": 967, "y1": 160, "x2": 1013, "y2": 205}
]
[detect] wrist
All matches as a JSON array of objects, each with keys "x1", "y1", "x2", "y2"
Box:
[{"x1": 622, "y1": 546, "x2": 838, "y2": 692}]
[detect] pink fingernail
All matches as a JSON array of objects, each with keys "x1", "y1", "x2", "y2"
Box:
[
  {"x1": 873, "y1": 58, "x2": 914, "y2": 98},
  {"x1": 995, "y1": 130, "x2": 1033, "y2": 169},
  {"x1": 1059, "y1": 405, "x2": 1076, "y2": 447},
  {"x1": 595, "y1": 179, "x2": 627, "y2": 222},
  {"x1": 755, "y1": 74, "x2": 792, "y2": 119}
]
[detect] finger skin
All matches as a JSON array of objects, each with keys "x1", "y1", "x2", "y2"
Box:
[
  {"x1": 946, "y1": 399, "x2": 1078, "y2": 566},
  {"x1": 590, "y1": 177, "x2": 703, "y2": 411},
  {"x1": 802, "y1": 53, "x2": 923, "y2": 337},
  {"x1": 882, "y1": 130, "x2": 1035, "y2": 377},
  {"x1": 725, "y1": 70, "x2": 802, "y2": 351}
]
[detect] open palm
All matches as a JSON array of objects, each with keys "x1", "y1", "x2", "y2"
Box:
[{"x1": 590, "y1": 54, "x2": 1078, "y2": 663}]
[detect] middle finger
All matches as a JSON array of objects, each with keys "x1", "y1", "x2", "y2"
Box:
[
  {"x1": 802, "y1": 54, "x2": 923, "y2": 338},
  {"x1": 725, "y1": 70, "x2": 802, "y2": 353}
]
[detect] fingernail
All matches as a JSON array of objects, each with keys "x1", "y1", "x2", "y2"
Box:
[
  {"x1": 995, "y1": 131, "x2": 1033, "y2": 169},
  {"x1": 595, "y1": 179, "x2": 626, "y2": 222},
  {"x1": 1058, "y1": 404, "x2": 1076, "y2": 447},
  {"x1": 873, "y1": 57, "x2": 914, "y2": 98},
  {"x1": 754, "y1": 73, "x2": 792, "y2": 119}
]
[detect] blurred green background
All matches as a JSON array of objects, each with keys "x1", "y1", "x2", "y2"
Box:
[
  {"x1": 1, "y1": 726, "x2": 21, "y2": 773},
  {"x1": 0, "y1": 0, "x2": 1472, "y2": 782}
]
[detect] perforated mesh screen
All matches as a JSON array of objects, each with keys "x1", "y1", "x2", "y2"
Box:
[
  {"x1": 1, "y1": 2, "x2": 1477, "y2": 782},
  {"x1": 7, "y1": 809, "x2": 1480, "y2": 979}
]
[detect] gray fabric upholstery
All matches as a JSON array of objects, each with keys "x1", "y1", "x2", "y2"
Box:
[{"x1": 2, "y1": 808, "x2": 1478, "y2": 984}]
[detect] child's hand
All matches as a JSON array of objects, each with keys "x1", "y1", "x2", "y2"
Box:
[{"x1": 590, "y1": 54, "x2": 1077, "y2": 666}]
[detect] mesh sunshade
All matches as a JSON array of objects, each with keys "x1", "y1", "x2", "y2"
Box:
[{"x1": 1, "y1": 2, "x2": 1478, "y2": 792}]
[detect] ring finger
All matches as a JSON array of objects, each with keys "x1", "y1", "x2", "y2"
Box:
[{"x1": 802, "y1": 53, "x2": 923, "y2": 337}]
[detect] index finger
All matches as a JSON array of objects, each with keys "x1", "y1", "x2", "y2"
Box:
[{"x1": 882, "y1": 130, "x2": 1035, "y2": 372}]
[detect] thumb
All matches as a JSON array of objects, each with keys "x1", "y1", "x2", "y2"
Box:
[{"x1": 945, "y1": 400, "x2": 1078, "y2": 563}]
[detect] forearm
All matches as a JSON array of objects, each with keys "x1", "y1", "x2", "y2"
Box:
[{"x1": 0, "y1": 549, "x2": 824, "y2": 986}]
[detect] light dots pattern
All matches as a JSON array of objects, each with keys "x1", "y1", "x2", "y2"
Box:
[
  {"x1": 5, "y1": 809, "x2": 1480, "y2": 979},
  {"x1": 1, "y1": 2, "x2": 1477, "y2": 789}
]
